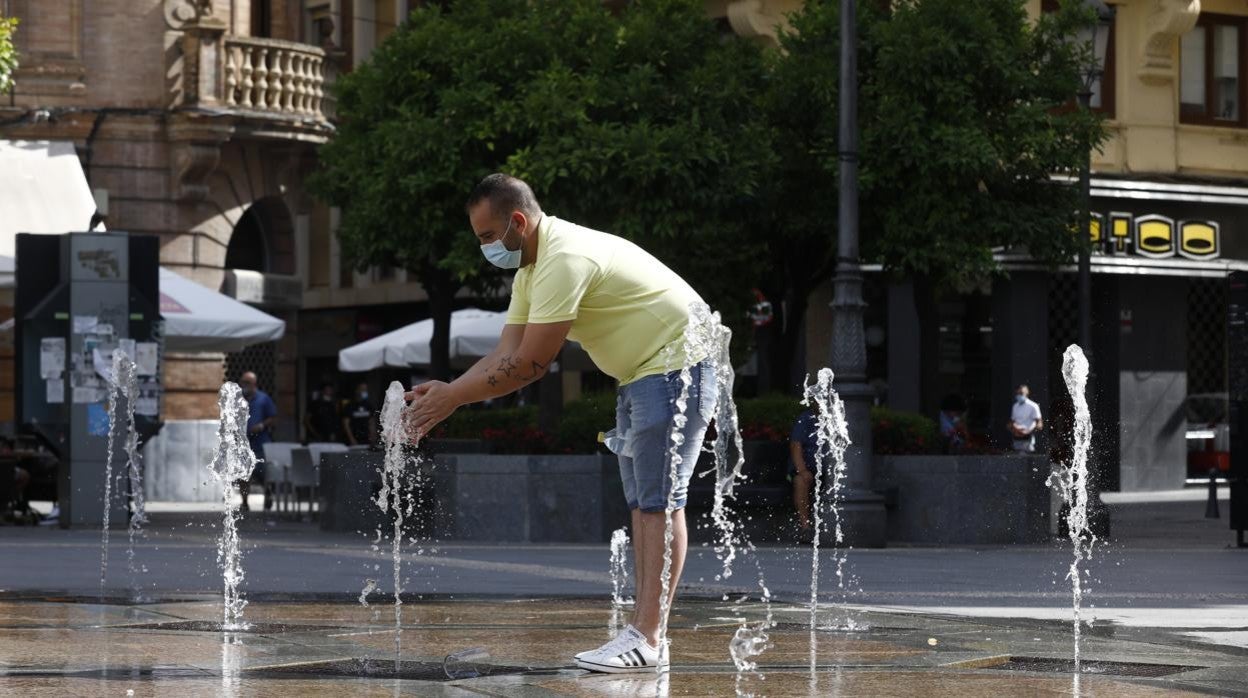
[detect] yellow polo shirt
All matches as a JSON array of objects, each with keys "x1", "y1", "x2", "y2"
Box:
[{"x1": 505, "y1": 215, "x2": 704, "y2": 385}]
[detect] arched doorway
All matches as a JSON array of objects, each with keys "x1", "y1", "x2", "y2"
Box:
[
  {"x1": 222, "y1": 195, "x2": 297, "y2": 442},
  {"x1": 224, "y1": 196, "x2": 296, "y2": 275}
]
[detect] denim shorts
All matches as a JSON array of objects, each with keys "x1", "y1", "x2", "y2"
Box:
[{"x1": 611, "y1": 359, "x2": 718, "y2": 513}]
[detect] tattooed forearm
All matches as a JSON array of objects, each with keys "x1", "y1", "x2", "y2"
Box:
[
  {"x1": 518, "y1": 359, "x2": 547, "y2": 382},
  {"x1": 495, "y1": 356, "x2": 518, "y2": 377},
  {"x1": 486, "y1": 353, "x2": 551, "y2": 387}
]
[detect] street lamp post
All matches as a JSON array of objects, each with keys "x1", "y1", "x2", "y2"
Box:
[
  {"x1": 1076, "y1": 0, "x2": 1115, "y2": 537},
  {"x1": 831, "y1": 0, "x2": 885, "y2": 547},
  {"x1": 1077, "y1": 0, "x2": 1115, "y2": 355}
]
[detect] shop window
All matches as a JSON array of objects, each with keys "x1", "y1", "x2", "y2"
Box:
[
  {"x1": 375, "y1": 0, "x2": 398, "y2": 44},
  {"x1": 1181, "y1": 15, "x2": 1246, "y2": 126}
]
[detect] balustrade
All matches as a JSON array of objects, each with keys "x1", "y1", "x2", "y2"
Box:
[{"x1": 222, "y1": 37, "x2": 326, "y2": 119}]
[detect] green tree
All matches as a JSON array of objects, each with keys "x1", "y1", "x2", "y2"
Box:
[
  {"x1": 311, "y1": 0, "x2": 771, "y2": 379},
  {"x1": 0, "y1": 16, "x2": 18, "y2": 95},
  {"x1": 764, "y1": 0, "x2": 1105, "y2": 397}
]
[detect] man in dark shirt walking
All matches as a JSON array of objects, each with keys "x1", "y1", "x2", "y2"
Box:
[
  {"x1": 342, "y1": 381, "x2": 376, "y2": 447},
  {"x1": 304, "y1": 382, "x2": 341, "y2": 443}
]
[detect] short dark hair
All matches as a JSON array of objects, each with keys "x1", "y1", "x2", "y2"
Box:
[{"x1": 466, "y1": 173, "x2": 541, "y2": 219}]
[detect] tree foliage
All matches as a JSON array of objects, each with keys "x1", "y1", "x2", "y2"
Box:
[
  {"x1": 311, "y1": 0, "x2": 773, "y2": 375},
  {"x1": 315, "y1": 0, "x2": 1106, "y2": 388},
  {"x1": 0, "y1": 16, "x2": 18, "y2": 94},
  {"x1": 750, "y1": 0, "x2": 1104, "y2": 391},
  {"x1": 859, "y1": 0, "x2": 1105, "y2": 288},
  {"x1": 771, "y1": 0, "x2": 1105, "y2": 289}
]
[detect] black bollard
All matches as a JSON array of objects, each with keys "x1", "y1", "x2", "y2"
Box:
[{"x1": 1206, "y1": 469, "x2": 1220, "y2": 519}]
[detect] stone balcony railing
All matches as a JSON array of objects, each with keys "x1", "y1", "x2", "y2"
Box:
[
  {"x1": 177, "y1": 18, "x2": 333, "y2": 127},
  {"x1": 223, "y1": 37, "x2": 326, "y2": 118}
]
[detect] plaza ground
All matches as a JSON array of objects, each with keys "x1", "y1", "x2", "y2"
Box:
[{"x1": 1, "y1": 489, "x2": 1245, "y2": 695}]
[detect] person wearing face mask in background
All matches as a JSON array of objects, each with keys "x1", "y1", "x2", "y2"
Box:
[
  {"x1": 238, "y1": 371, "x2": 277, "y2": 512},
  {"x1": 1008, "y1": 384, "x2": 1043, "y2": 454},
  {"x1": 343, "y1": 381, "x2": 377, "y2": 448},
  {"x1": 405, "y1": 173, "x2": 715, "y2": 674}
]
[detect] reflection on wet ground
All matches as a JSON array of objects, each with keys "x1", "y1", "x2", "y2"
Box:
[{"x1": 1, "y1": 595, "x2": 1243, "y2": 696}]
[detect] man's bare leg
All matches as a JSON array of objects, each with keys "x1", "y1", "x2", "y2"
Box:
[
  {"x1": 793, "y1": 469, "x2": 814, "y2": 529},
  {"x1": 630, "y1": 507, "x2": 646, "y2": 627},
  {"x1": 633, "y1": 508, "x2": 687, "y2": 648}
]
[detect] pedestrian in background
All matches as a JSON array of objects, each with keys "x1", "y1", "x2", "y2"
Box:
[
  {"x1": 939, "y1": 394, "x2": 969, "y2": 454},
  {"x1": 1008, "y1": 384, "x2": 1043, "y2": 454},
  {"x1": 343, "y1": 381, "x2": 376, "y2": 447},
  {"x1": 304, "y1": 382, "x2": 341, "y2": 443},
  {"x1": 788, "y1": 408, "x2": 817, "y2": 543},
  {"x1": 238, "y1": 371, "x2": 277, "y2": 511}
]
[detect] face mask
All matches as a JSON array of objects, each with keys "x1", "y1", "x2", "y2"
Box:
[
  {"x1": 480, "y1": 216, "x2": 521, "y2": 269},
  {"x1": 1015, "y1": 394, "x2": 1026, "y2": 405}
]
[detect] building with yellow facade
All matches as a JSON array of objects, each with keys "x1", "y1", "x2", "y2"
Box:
[{"x1": 875, "y1": 0, "x2": 1248, "y2": 491}]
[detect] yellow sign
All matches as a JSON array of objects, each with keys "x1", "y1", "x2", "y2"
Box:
[{"x1": 1092, "y1": 212, "x2": 1220, "y2": 260}]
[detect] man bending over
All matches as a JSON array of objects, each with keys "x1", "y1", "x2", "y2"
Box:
[{"x1": 406, "y1": 174, "x2": 716, "y2": 674}]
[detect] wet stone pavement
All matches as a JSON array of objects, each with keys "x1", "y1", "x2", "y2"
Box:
[{"x1": 1, "y1": 595, "x2": 1244, "y2": 697}]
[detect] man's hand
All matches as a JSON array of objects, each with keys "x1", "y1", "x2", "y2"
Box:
[
  {"x1": 405, "y1": 381, "x2": 460, "y2": 441},
  {"x1": 249, "y1": 424, "x2": 263, "y2": 435}
]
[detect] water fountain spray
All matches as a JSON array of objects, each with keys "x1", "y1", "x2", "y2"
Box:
[
  {"x1": 681, "y1": 304, "x2": 773, "y2": 688},
  {"x1": 376, "y1": 381, "x2": 413, "y2": 666},
  {"x1": 810, "y1": 369, "x2": 855, "y2": 629},
  {"x1": 99, "y1": 349, "x2": 145, "y2": 597},
  {"x1": 115, "y1": 351, "x2": 148, "y2": 597},
  {"x1": 657, "y1": 340, "x2": 695, "y2": 653},
  {"x1": 99, "y1": 355, "x2": 122, "y2": 596},
  {"x1": 207, "y1": 382, "x2": 258, "y2": 630},
  {"x1": 608, "y1": 526, "x2": 631, "y2": 637},
  {"x1": 1050, "y1": 345, "x2": 1095, "y2": 674},
  {"x1": 707, "y1": 314, "x2": 746, "y2": 582}
]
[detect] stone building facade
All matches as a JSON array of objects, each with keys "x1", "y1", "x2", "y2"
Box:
[{"x1": 0, "y1": 0, "x2": 337, "y2": 436}]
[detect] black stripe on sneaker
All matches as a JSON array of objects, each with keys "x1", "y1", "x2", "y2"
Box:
[
  {"x1": 629, "y1": 648, "x2": 645, "y2": 666},
  {"x1": 619, "y1": 652, "x2": 634, "y2": 667}
]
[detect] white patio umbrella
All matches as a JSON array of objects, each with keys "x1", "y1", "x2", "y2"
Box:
[
  {"x1": 159, "y1": 267, "x2": 286, "y2": 352},
  {"x1": 403, "y1": 310, "x2": 508, "y2": 366},
  {"x1": 338, "y1": 308, "x2": 503, "y2": 372}
]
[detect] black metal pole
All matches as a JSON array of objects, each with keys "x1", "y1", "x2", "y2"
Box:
[
  {"x1": 1077, "y1": 92, "x2": 1093, "y2": 354},
  {"x1": 1077, "y1": 87, "x2": 1110, "y2": 537},
  {"x1": 838, "y1": 0, "x2": 859, "y2": 276},
  {"x1": 828, "y1": 0, "x2": 884, "y2": 546}
]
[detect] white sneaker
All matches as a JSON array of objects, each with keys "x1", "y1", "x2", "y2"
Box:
[
  {"x1": 574, "y1": 631, "x2": 618, "y2": 662},
  {"x1": 574, "y1": 626, "x2": 629, "y2": 662},
  {"x1": 575, "y1": 625, "x2": 669, "y2": 674}
]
